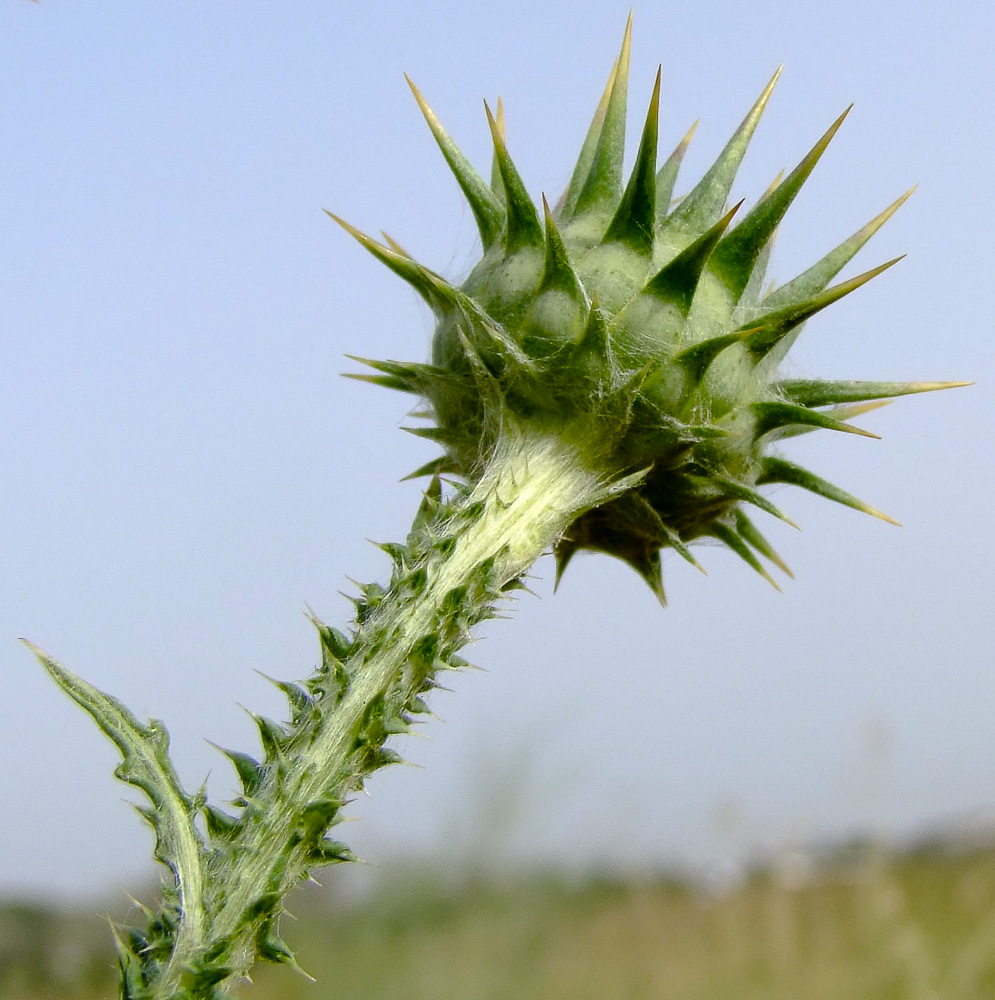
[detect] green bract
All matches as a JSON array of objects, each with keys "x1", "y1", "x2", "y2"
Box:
[{"x1": 337, "y1": 17, "x2": 963, "y2": 602}]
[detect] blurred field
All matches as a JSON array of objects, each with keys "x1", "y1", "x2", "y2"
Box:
[{"x1": 5, "y1": 838, "x2": 995, "y2": 1000}]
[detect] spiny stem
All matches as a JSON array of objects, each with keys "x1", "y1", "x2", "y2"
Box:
[
  {"x1": 207, "y1": 424, "x2": 609, "y2": 963},
  {"x1": 77, "y1": 420, "x2": 617, "y2": 997}
]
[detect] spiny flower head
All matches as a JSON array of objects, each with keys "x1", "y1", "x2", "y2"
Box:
[{"x1": 334, "y1": 17, "x2": 964, "y2": 603}]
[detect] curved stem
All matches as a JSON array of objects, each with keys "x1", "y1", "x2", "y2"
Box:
[{"x1": 169, "y1": 423, "x2": 616, "y2": 993}]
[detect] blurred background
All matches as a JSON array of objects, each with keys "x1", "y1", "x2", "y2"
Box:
[{"x1": 1, "y1": 1, "x2": 993, "y2": 995}]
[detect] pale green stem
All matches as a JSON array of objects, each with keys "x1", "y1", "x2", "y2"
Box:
[{"x1": 168, "y1": 422, "x2": 616, "y2": 991}]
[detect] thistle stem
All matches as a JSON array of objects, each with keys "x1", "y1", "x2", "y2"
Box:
[{"x1": 167, "y1": 420, "x2": 615, "y2": 995}]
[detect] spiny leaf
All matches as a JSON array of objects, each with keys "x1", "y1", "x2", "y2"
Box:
[
  {"x1": 332, "y1": 226, "x2": 521, "y2": 368},
  {"x1": 203, "y1": 805, "x2": 241, "y2": 841},
  {"x1": 405, "y1": 75, "x2": 505, "y2": 250},
  {"x1": 410, "y1": 475, "x2": 444, "y2": 531},
  {"x1": 736, "y1": 209, "x2": 778, "y2": 308},
  {"x1": 558, "y1": 56, "x2": 618, "y2": 218},
  {"x1": 769, "y1": 399, "x2": 892, "y2": 440},
  {"x1": 311, "y1": 617, "x2": 352, "y2": 664},
  {"x1": 490, "y1": 95, "x2": 507, "y2": 199},
  {"x1": 734, "y1": 509, "x2": 793, "y2": 577},
  {"x1": 642, "y1": 201, "x2": 743, "y2": 314},
  {"x1": 244, "y1": 892, "x2": 281, "y2": 925},
  {"x1": 705, "y1": 472, "x2": 800, "y2": 528},
  {"x1": 401, "y1": 454, "x2": 461, "y2": 481},
  {"x1": 29, "y1": 644, "x2": 195, "y2": 812},
  {"x1": 751, "y1": 401, "x2": 879, "y2": 439},
  {"x1": 27, "y1": 642, "x2": 208, "y2": 952},
  {"x1": 343, "y1": 371, "x2": 416, "y2": 393},
  {"x1": 254, "y1": 714, "x2": 292, "y2": 760},
  {"x1": 764, "y1": 187, "x2": 915, "y2": 312},
  {"x1": 380, "y1": 231, "x2": 412, "y2": 257},
  {"x1": 656, "y1": 121, "x2": 697, "y2": 219},
  {"x1": 552, "y1": 538, "x2": 579, "y2": 591},
  {"x1": 539, "y1": 195, "x2": 586, "y2": 298},
  {"x1": 571, "y1": 13, "x2": 632, "y2": 218},
  {"x1": 634, "y1": 548, "x2": 667, "y2": 607},
  {"x1": 402, "y1": 424, "x2": 466, "y2": 446},
  {"x1": 583, "y1": 534, "x2": 667, "y2": 606},
  {"x1": 571, "y1": 299, "x2": 612, "y2": 380},
  {"x1": 408, "y1": 632, "x2": 447, "y2": 677},
  {"x1": 307, "y1": 838, "x2": 355, "y2": 865},
  {"x1": 660, "y1": 522, "x2": 705, "y2": 572},
  {"x1": 709, "y1": 106, "x2": 851, "y2": 300},
  {"x1": 376, "y1": 539, "x2": 413, "y2": 567},
  {"x1": 484, "y1": 99, "x2": 543, "y2": 253},
  {"x1": 215, "y1": 746, "x2": 265, "y2": 797},
  {"x1": 266, "y1": 676, "x2": 312, "y2": 717},
  {"x1": 673, "y1": 329, "x2": 751, "y2": 385},
  {"x1": 775, "y1": 378, "x2": 970, "y2": 408},
  {"x1": 326, "y1": 213, "x2": 460, "y2": 313},
  {"x1": 255, "y1": 925, "x2": 303, "y2": 971},
  {"x1": 183, "y1": 962, "x2": 233, "y2": 993},
  {"x1": 297, "y1": 799, "x2": 341, "y2": 836},
  {"x1": 344, "y1": 355, "x2": 449, "y2": 395},
  {"x1": 603, "y1": 67, "x2": 661, "y2": 253},
  {"x1": 758, "y1": 456, "x2": 900, "y2": 524},
  {"x1": 110, "y1": 923, "x2": 150, "y2": 1000},
  {"x1": 739, "y1": 257, "x2": 903, "y2": 362},
  {"x1": 709, "y1": 521, "x2": 781, "y2": 590},
  {"x1": 663, "y1": 67, "x2": 781, "y2": 233}
]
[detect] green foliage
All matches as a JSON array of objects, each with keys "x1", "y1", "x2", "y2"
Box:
[
  {"x1": 28, "y1": 16, "x2": 964, "y2": 999},
  {"x1": 28, "y1": 481, "x2": 501, "y2": 996},
  {"x1": 340, "y1": 16, "x2": 965, "y2": 603},
  {"x1": 29, "y1": 430, "x2": 613, "y2": 996}
]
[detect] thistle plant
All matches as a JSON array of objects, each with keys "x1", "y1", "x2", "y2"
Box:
[{"x1": 28, "y1": 18, "x2": 965, "y2": 999}]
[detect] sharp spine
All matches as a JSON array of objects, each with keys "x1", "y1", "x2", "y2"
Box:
[{"x1": 405, "y1": 75, "x2": 505, "y2": 250}]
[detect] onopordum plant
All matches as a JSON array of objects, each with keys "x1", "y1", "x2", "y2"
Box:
[{"x1": 28, "y1": 17, "x2": 966, "y2": 999}]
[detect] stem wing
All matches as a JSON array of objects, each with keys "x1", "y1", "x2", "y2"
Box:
[{"x1": 25, "y1": 642, "x2": 207, "y2": 956}]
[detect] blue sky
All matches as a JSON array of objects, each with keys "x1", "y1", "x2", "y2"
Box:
[{"x1": 2, "y1": 0, "x2": 993, "y2": 899}]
